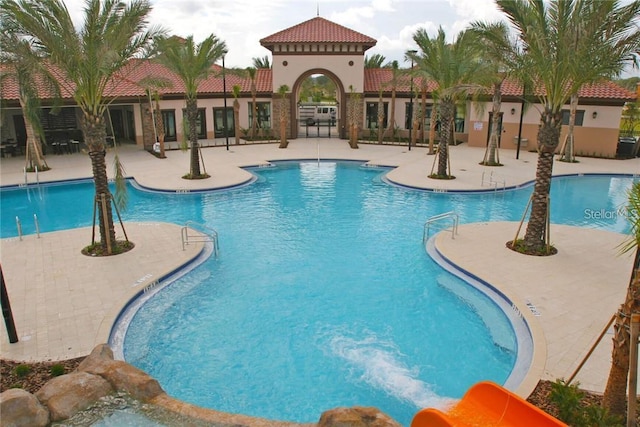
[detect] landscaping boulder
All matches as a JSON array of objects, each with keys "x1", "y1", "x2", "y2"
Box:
[
  {"x1": 35, "y1": 371, "x2": 113, "y2": 421},
  {"x1": 101, "y1": 360, "x2": 165, "y2": 402},
  {"x1": 318, "y1": 406, "x2": 402, "y2": 427},
  {"x1": 76, "y1": 343, "x2": 115, "y2": 376},
  {"x1": 0, "y1": 388, "x2": 49, "y2": 427}
]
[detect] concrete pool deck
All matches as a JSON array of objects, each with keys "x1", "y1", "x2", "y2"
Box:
[{"x1": 1, "y1": 139, "x2": 639, "y2": 397}]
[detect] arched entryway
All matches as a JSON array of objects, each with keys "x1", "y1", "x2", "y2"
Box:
[{"x1": 290, "y1": 68, "x2": 346, "y2": 139}]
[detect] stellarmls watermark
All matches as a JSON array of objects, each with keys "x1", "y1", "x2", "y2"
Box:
[{"x1": 584, "y1": 207, "x2": 630, "y2": 220}]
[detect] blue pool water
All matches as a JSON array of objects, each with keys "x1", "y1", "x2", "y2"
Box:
[{"x1": 1, "y1": 162, "x2": 634, "y2": 426}]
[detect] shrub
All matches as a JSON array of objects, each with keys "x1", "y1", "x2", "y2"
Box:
[
  {"x1": 50, "y1": 364, "x2": 65, "y2": 377},
  {"x1": 14, "y1": 364, "x2": 30, "y2": 377},
  {"x1": 549, "y1": 379, "x2": 623, "y2": 427}
]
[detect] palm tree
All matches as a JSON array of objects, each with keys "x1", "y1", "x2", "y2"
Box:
[
  {"x1": 604, "y1": 181, "x2": 640, "y2": 417},
  {"x1": 138, "y1": 76, "x2": 173, "y2": 158},
  {"x1": 277, "y1": 84, "x2": 289, "y2": 149},
  {"x1": 252, "y1": 55, "x2": 271, "y2": 69},
  {"x1": 384, "y1": 60, "x2": 400, "y2": 140},
  {"x1": 496, "y1": 0, "x2": 640, "y2": 254},
  {"x1": 364, "y1": 53, "x2": 386, "y2": 68},
  {"x1": 347, "y1": 85, "x2": 360, "y2": 149},
  {"x1": 246, "y1": 67, "x2": 259, "y2": 140},
  {"x1": 559, "y1": 93, "x2": 579, "y2": 163},
  {"x1": 0, "y1": 30, "x2": 59, "y2": 172},
  {"x1": 154, "y1": 34, "x2": 226, "y2": 178},
  {"x1": 232, "y1": 84, "x2": 241, "y2": 145},
  {"x1": 469, "y1": 21, "x2": 515, "y2": 166},
  {"x1": 2, "y1": 0, "x2": 162, "y2": 255},
  {"x1": 376, "y1": 87, "x2": 385, "y2": 144},
  {"x1": 409, "y1": 27, "x2": 482, "y2": 178}
]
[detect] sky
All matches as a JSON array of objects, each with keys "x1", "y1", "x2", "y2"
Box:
[{"x1": 63, "y1": 0, "x2": 638, "y2": 78}]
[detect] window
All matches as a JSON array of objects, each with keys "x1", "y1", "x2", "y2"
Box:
[
  {"x1": 161, "y1": 110, "x2": 177, "y2": 141},
  {"x1": 249, "y1": 102, "x2": 271, "y2": 129},
  {"x1": 365, "y1": 102, "x2": 388, "y2": 129},
  {"x1": 405, "y1": 102, "x2": 415, "y2": 129},
  {"x1": 561, "y1": 110, "x2": 585, "y2": 126},
  {"x1": 182, "y1": 108, "x2": 207, "y2": 139},
  {"x1": 40, "y1": 107, "x2": 77, "y2": 130}
]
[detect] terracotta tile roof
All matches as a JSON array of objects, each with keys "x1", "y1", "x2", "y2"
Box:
[
  {"x1": 260, "y1": 17, "x2": 376, "y2": 47},
  {"x1": 498, "y1": 78, "x2": 635, "y2": 100},
  {"x1": 1, "y1": 61, "x2": 274, "y2": 102},
  {"x1": 1, "y1": 61, "x2": 632, "y2": 103},
  {"x1": 363, "y1": 69, "x2": 437, "y2": 94}
]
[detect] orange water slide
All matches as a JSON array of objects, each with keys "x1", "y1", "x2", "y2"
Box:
[{"x1": 410, "y1": 381, "x2": 567, "y2": 427}]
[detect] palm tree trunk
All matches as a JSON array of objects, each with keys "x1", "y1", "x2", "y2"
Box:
[
  {"x1": 186, "y1": 98, "x2": 201, "y2": 177},
  {"x1": 233, "y1": 99, "x2": 240, "y2": 145},
  {"x1": 420, "y1": 85, "x2": 427, "y2": 144},
  {"x1": 436, "y1": 99, "x2": 454, "y2": 177},
  {"x1": 603, "y1": 248, "x2": 640, "y2": 417},
  {"x1": 19, "y1": 97, "x2": 48, "y2": 171},
  {"x1": 81, "y1": 113, "x2": 116, "y2": 253},
  {"x1": 377, "y1": 92, "x2": 384, "y2": 145},
  {"x1": 429, "y1": 101, "x2": 437, "y2": 155},
  {"x1": 154, "y1": 97, "x2": 166, "y2": 158},
  {"x1": 561, "y1": 93, "x2": 578, "y2": 162},
  {"x1": 386, "y1": 88, "x2": 397, "y2": 140},
  {"x1": 484, "y1": 81, "x2": 502, "y2": 165},
  {"x1": 522, "y1": 111, "x2": 561, "y2": 252},
  {"x1": 251, "y1": 84, "x2": 257, "y2": 140}
]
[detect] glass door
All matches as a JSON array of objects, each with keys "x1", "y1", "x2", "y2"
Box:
[{"x1": 214, "y1": 108, "x2": 234, "y2": 138}]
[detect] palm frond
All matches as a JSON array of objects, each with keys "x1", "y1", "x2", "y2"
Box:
[{"x1": 619, "y1": 181, "x2": 640, "y2": 255}]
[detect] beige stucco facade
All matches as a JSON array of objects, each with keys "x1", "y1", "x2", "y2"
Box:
[{"x1": 466, "y1": 102, "x2": 626, "y2": 158}]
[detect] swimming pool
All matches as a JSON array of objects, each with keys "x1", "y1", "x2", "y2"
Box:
[{"x1": 1, "y1": 162, "x2": 634, "y2": 425}]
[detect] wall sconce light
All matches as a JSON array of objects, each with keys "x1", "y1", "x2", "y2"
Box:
[
  {"x1": 592, "y1": 111, "x2": 598, "y2": 119},
  {"x1": 510, "y1": 108, "x2": 516, "y2": 115}
]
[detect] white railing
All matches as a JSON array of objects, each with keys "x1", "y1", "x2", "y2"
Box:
[
  {"x1": 181, "y1": 221, "x2": 219, "y2": 256},
  {"x1": 423, "y1": 211, "x2": 459, "y2": 243},
  {"x1": 481, "y1": 170, "x2": 506, "y2": 191}
]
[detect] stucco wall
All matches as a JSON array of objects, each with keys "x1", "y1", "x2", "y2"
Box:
[
  {"x1": 272, "y1": 54, "x2": 364, "y2": 94},
  {"x1": 466, "y1": 102, "x2": 624, "y2": 158}
]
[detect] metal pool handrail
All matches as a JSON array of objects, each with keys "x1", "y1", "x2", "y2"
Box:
[
  {"x1": 423, "y1": 211, "x2": 459, "y2": 243},
  {"x1": 181, "y1": 221, "x2": 219, "y2": 256}
]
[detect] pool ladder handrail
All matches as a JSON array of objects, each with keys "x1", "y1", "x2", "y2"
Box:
[
  {"x1": 181, "y1": 220, "x2": 219, "y2": 256},
  {"x1": 15, "y1": 214, "x2": 40, "y2": 241},
  {"x1": 423, "y1": 211, "x2": 459, "y2": 243},
  {"x1": 481, "y1": 170, "x2": 506, "y2": 191},
  {"x1": 23, "y1": 166, "x2": 40, "y2": 187}
]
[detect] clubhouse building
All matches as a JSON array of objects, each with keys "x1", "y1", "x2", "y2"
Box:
[{"x1": 1, "y1": 16, "x2": 636, "y2": 158}]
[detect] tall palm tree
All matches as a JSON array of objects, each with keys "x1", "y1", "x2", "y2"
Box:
[
  {"x1": 376, "y1": 87, "x2": 385, "y2": 144},
  {"x1": 138, "y1": 75, "x2": 173, "y2": 158},
  {"x1": 604, "y1": 181, "x2": 640, "y2": 417},
  {"x1": 246, "y1": 67, "x2": 259, "y2": 139},
  {"x1": 0, "y1": 30, "x2": 59, "y2": 172},
  {"x1": 384, "y1": 60, "x2": 400, "y2": 140},
  {"x1": 409, "y1": 27, "x2": 482, "y2": 178},
  {"x1": 469, "y1": 21, "x2": 515, "y2": 166},
  {"x1": 232, "y1": 84, "x2": 241, "y2": 145},
  {"x1": 1, "y1": 0, "x2": 162, "y2": 255},
  {"x1": 154, "y1": 34, "x2": 226, "y2": 178},
  {"x1": 252, "y1": 55, "x2": 270, "y2": 69},
  {"x1": 496, "y1": 0, "x2": 640, "y2": 254},
  {"x1": 277, "y1": 84, "x2": 289, "y2": 149},
  {"x1": 364, "y1": 53, "x2": 386, "y2": 68}
]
